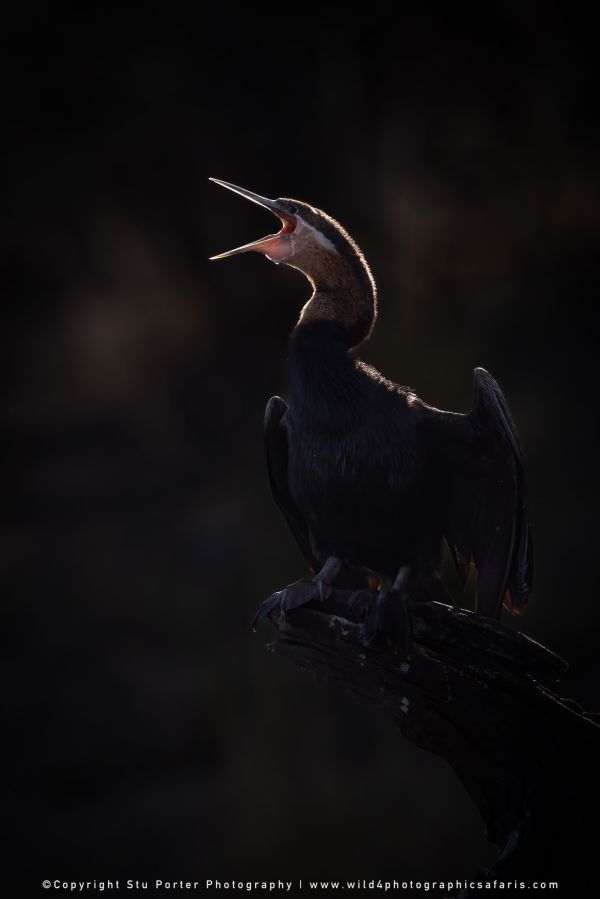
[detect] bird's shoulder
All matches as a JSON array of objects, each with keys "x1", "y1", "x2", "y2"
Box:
[{"x1": 353, "y1": 359, "x2": 416, "y2": 409}]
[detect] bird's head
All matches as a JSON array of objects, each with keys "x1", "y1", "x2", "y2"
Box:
[
  {"x1": 209, "y1": 178, "x2": 301, "y2": 265},
  {"x1": 209, "y1": 178, "x2": 377, "y2": 345}
]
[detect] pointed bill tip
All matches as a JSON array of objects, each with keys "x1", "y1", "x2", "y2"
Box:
[
  {"x1": 208, "y1": 246, "x2": 244, "y2": 261},
  {"x1": 208, "y1": 242, "x2": 254, "y2": 261},
  {"x1": 208, "y1": 177, "x2": 277, "y2": 210},
  {"x1": 208, "y1": 250, "x2": 235, "y2": 261}
]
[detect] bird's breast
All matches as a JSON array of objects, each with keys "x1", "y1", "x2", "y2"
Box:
[{"x1": 286, "y1": 419, "x2": 419, "y2": 531}]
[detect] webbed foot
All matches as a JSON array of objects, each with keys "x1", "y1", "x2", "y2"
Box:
[
  {"x1": 362, "y1": 566, "x2": 412, "y2": 653},
  {"x1": 252, "y1": 556, "x2": 342, "y2": 629}
]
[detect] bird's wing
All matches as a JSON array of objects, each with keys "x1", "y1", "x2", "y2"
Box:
[
  {"x1": 264, "y1": 396, "x2": 318, "y2": 572},
  {"x1": 440, "y1": 367, "x2": 533, "y2": 617}
]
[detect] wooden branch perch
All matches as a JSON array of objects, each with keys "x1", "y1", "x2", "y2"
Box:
[{"x1": 257, "y1": 588, "x2": 599, "y2": 897}]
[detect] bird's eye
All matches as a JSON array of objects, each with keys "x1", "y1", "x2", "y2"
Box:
[{"x1": 288, "y1": 204, "x2": 298, "y2": 215}]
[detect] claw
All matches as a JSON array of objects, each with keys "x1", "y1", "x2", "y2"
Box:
[
  {"x1": 316, "y1": 579, "x2": 333, "y2": 603},
  {"x1": 252, "y1": 578, "x2": 323, "y2": 629},
  {"x1": 251, "y1": 590, "x2": 285, "y2": 630},
  {"x1": 253, "y1": 557, "x2": 344, "y2": 630},
  {"x1": 312, "y1": 555, "x2": 342, "y2": 602}
]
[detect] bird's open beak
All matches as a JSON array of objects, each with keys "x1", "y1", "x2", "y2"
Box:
[{"x1": 209, "y1": 178, "x2": 297, "y2": 263}]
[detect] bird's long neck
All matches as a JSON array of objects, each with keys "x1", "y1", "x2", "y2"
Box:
[
  {"x1": 291, "y1": 241, "x2": 377, "y2": 351},
  {"x1": 285, "y1": 216, "x2": 377, "y2": 422},
  {"x1": 288, "y1": 319, "x2": 361, "y2": 427}
]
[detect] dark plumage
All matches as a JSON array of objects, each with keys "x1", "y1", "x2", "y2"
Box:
[{"x1": 210, "y1": 179, "x2": 533, "y2": 627}]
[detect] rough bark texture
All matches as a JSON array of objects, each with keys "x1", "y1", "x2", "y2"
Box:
[{"x1": 257, "y1": 588, "x2": 599, "y2": 897}]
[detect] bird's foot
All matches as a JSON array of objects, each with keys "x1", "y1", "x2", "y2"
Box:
[
  {"x1": 345, "y1": 588, "x2": 373, "y2": 615},
  {"x1": 251, "y1": 579, "x2": 313, "y2": 629},
  {"x1": 252, "y1": 557, "x2": 342, "y2": 629},
  {"x1": 251, "y1": 588, "x2": 287, "y2": 629},
  {"x1": 362, "y1": 587, "x2": 412, "y2": 652}
]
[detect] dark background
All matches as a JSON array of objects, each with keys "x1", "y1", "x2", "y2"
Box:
[{"x1": 3, "y1": 6, "x2": 599, "y2": 895}]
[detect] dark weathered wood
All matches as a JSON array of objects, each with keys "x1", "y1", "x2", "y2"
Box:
[{"x1": 257, "y1": 588, "x2": 599, "y2": 897}]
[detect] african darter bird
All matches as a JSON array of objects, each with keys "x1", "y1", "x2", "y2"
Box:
[{"x1": 209, "y1": 178, "x2": 533, "y2": 642}]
